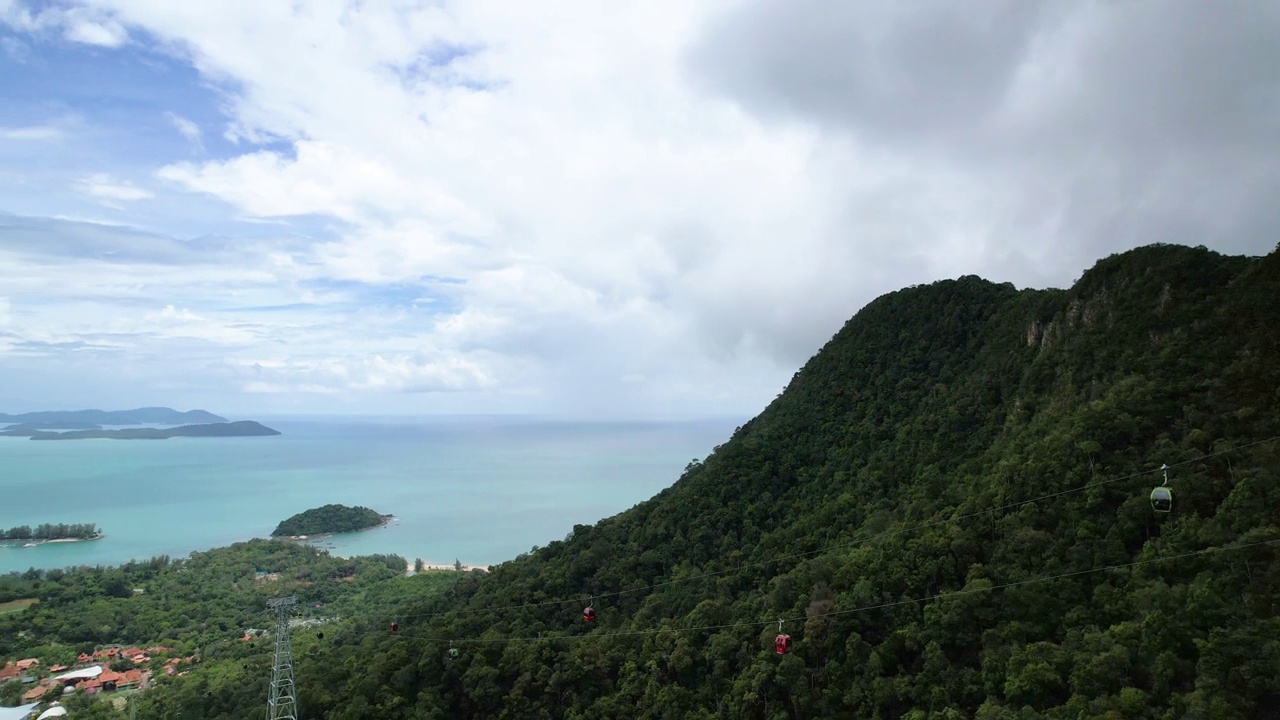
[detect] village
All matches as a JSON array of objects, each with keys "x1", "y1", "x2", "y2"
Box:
[{"x1": 0, "y1": 646, "x2": 199, "y2": 720}]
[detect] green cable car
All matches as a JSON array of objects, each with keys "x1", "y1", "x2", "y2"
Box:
[{"x1": 1150, "y1": 485, "x2": 1173, "y2": 513}]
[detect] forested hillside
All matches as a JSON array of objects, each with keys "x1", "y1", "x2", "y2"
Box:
[
  {"x1": 288, "y1": 243, "x2": 1276, "y2": 719},
  {"x1": 8, "y1": 243, "x2": 1276, "y2": 719}
]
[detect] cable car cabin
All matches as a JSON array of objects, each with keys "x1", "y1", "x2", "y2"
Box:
[
  {"x1": 774, "y1": 634, "x2": 792, "y2": 655},
  {"x1": 1151, "y1": 486, "x2": 1173, "y2": 513},
  {"x1": 390, "y1": 621, "x2": 399, "y2": 634},
  {"x1": 449, "y1": 647, "x2": 459, "y2": 659},
  {"x1": 583, "y1": 607, "x2": 597, "y2": 622}
]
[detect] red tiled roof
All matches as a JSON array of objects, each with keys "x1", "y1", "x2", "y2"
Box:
[
  {"x1": 23, "y1": 686, "x2": 48, "y2": 702},
  {"x1": 0, "y1": 663, "x2": 19, "y2": 679},
  {"x1": 49, "y1": 664, "x2": 68, "y2": 672},
  {"x1": 16, "y1": 658, "x2": 39, "y2": 669}
]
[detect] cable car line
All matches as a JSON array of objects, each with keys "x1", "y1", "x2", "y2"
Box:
[{"x1": 373, "y1": 435, "x2": 1279, "y2": 625}]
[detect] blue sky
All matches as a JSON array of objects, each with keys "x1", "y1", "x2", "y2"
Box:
[{"x1": 1, "y1": 0, "x2": 1277, "y2": 418}]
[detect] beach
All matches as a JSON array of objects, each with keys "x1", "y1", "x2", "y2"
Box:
[{"x1": 406, "y1": 562, "x2": 490, "y2": 575}]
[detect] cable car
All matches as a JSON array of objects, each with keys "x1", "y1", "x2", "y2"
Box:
[
  {"x1": 390, "y1": 621, "x2": 399, "y2": 635},
  {"x1": 774, "y1": 634, "x2": 791, "y2": 655},
  {"x1": 583, "y1": 606, "x2": 597, "y2": 622},
  {"x1": 1151, "y1": 486, "x2": 1172, "y2": 513},
  {"x1": 448, "y1": 645, "x2": 459, "y2": 659}
]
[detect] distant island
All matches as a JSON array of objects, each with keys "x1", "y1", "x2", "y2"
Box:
[
  {"x1": 1, "y1": 420, "x2": 281, "y2": 440},
  {"x1": 0, "y1": 407, "x2": 228, "y2": 425},
  {"x1": 272, "y1": 504, "x2": 392, "y2": 538},
  {"x1": 1, "y1": 523, "x2": 102, "y2": 544}
]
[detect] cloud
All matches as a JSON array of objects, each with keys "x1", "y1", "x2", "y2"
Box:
[
  {"x1": 0, "y1": 125, "x2": 62, "y2": 141},
  {"x1": 74, "y1": 173, "x2": 155, "y2": 201},
  {"x1": 165, "y1": 112, "x2": 203, "y2": 150},
  {"x1": 685, "y1": 0, "x2": 1280, "y2": 272},
  {"x1": 1, "y1": 2, "x2": 128, "y2": 47},
  {"x1": 1, "y1": 0, "x2": 1277, "y2": 416}
]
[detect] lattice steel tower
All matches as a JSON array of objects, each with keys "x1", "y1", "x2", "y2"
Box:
[{"x1": 267, "y1": 596, "x2": 299, "y2": 720}]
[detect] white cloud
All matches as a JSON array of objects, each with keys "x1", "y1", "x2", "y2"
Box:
[
  {"x1": 63, "y1": 17, "x2": 126, "y2": 46},
  {"x1": 1, "y1": 2, "x2": 128, "y2": 46},
  {"x1": 0, "y1": 125, "x2": 61, "y2": 141},
  {"x1": 74, "y1": 173, "x2": 155, "y2": 201},
  {"x1": 1, "y1": 0, "x2": 1275, "y2": 416},
  {"x1": 165, "y1": 112, "x2": 203, "y2": 149}
]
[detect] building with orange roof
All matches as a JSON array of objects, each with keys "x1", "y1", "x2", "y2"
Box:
[
  {"x1": 14, "y1": 660, "x2": 39, "y2": 670},
  {"x1": 0, "y1": 662, "x2": 19, "y2": 681}
]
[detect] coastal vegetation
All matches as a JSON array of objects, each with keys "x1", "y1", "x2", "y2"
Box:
[
  {"x1": 0, "y1": 541, "x2": 464, "y2": 715},
  {"x1": 272, "y1": 504, "x2": 390, "y2": 537},
  {"x1": 2, "y1": 243, "x2": 1278, "y2": 718},
  {"x1": 0, "y1": 524, "x2": 100, "y2": 542}
]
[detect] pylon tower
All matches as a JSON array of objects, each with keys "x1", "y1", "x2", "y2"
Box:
[{"x1": 267, "y1": 596, "x2": 299, "y2": 720}]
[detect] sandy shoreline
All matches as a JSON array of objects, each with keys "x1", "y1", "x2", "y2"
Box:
[
  {"x1": 407, "y1": 562, "x2": 490, "y2": 575},
  {"x1": 0, "y1": 535, "x2": 104, "y2": 548}
]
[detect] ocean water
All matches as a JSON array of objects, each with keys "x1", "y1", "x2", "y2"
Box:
[{"x1": 0, "y1": 415, "x2": 743, "y2": 574}]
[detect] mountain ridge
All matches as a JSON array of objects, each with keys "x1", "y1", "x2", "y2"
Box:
[
  {"x1": 0, "y1": 407, "x2": 228, "y2": 425},
  {"x1": 293, "y1": 242, "x2": 1279, "y2": 718}
]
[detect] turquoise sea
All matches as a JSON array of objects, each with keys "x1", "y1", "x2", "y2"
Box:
[{"x1": 0, "y1": 415, "x2": 743, "y2": 575}]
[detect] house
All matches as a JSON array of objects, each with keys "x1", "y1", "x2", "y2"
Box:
[
  {"x1": 21, "y1": 684, "x2": 49, "y2": 703},
  {"x1": 47, "y1": 665, "x2": 67, "y2": 673},
  {"x1": 14, "y1": 660, "x2": 38, "y2": 671},
  {"x1": 0, "y1": 663, "x2": 19, "y2": 681},
  {"x1": 53, "y1": 666, "x2": 102, "y2": 687}
]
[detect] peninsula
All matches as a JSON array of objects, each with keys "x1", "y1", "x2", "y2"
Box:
[
  {"x1": 1, "y1": 420, "x2": 281, "y2": 440},
  {"x1": 272, "y1": 505, "x2": 392, "y2": 538}
]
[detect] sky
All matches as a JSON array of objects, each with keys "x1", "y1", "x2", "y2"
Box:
[{"x1": 0, "y1": 0, "x2": 1277, "y2": 418}]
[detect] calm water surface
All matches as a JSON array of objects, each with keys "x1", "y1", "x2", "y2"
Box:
[{"x1": 0, "y1": 415, "x2": 742, "y2": 574}]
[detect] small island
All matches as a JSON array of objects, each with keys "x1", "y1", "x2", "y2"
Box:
[
  {"x1": 1, "y1": 522, "x2": 103, "y2": 545},
  {"x1": 272, "y1": 504, "x2": 392, "y2": 538},
  {"x1": 1, "y1": 420, "x2": 281, "y2": 440}
]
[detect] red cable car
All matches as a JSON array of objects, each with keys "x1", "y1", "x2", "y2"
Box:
[
  {"x1": 774, "y1": 634, "x2": 791, "y2": 655},
  {"x1": 390, "y1": 621, "x2": 399, "y2": 635},
  {"x1": 583, "y1": 607, "x2": 597, "y2": 622}
]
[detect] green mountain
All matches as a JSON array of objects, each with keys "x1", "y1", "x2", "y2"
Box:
[
  {"x1": 20, "y1": 243, "x2": 1276, "y2": 719},
  {"x1": 274, "y1": 243, "x2": 1277, "y2": 719},
  {"x1": 0, "y1": 407, "x2": 228, "y2": 425}
]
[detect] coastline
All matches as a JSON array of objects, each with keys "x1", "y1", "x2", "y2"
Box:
[
  {"x1": 0, "y1": 534, "x2": 104, "y2": 548},
  {"x1": 407, "y1": 562, "x2": 490, "y2": 575}
]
